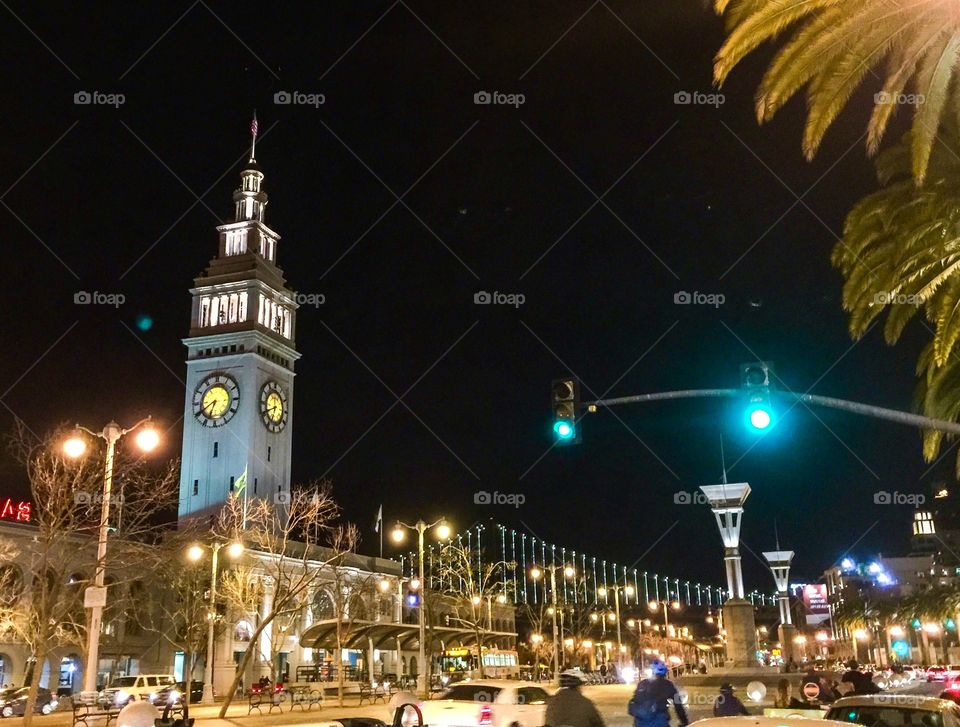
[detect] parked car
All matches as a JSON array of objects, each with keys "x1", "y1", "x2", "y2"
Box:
[
  {"x1": 417, "y1": 681, "x2": 550, "y2": 727},
  {"x1": 0, "y1": 687, "x2": 59, "y2": 717},
  {"x1": 826, "y1": 694, "x2": 960, "y2": 727},
  {"x1": 102, "y1": 675, "x2": 178, "y2": 706},
  {"x1": 165, "y1": 681, "x2": 204, "y2": 704}
]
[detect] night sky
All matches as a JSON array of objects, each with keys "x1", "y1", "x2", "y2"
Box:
[{"x1": 0, "y1": 1, "x2": 940, "y2": 588}]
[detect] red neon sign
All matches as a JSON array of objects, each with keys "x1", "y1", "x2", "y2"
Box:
[{"x1": 0, "y1": 498, "x2": 31, "y2": 522}]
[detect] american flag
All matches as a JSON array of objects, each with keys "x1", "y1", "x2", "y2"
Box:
[{"x1": 250, "y1": 114, "x2": 258, "y2": 139}]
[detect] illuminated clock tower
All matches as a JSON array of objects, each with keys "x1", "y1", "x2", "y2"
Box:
[{"x1": 178, "y1": 122, "x2": 299, "y2": 522}]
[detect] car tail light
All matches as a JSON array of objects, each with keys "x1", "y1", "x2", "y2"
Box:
[{"x1": 478, "y1": 704, "x2": 493, "y2": 726}]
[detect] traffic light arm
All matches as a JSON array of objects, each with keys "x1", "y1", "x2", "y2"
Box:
[{"x1": 583, "y1": 389, "x2": 960, "y2": 436}]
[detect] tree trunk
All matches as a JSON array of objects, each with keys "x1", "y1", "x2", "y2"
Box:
[
  {"x1": 184, "y1": 647, "x2": 193, "y2": 703},
  {"x1": 23, "y1": 645, "x2": 46, "y2": 727},
  {"x1": 475, "y1": 630, "x2": 485, "y2": 678},
  {"x1": 218, "y1": 616, "x2": 273, "y2": 718},
  {"x1": 337, "y1": 621, "x2": 344, "y2": 708}
]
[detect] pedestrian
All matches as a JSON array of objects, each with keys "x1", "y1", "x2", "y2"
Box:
[
  {"x1": 841, "y1": 660, "x2": 878, "y2": 695},
  {"x1": 545, "y1": 669, "x2": 605, "y2": 727},
  {"x1": 629, "y1": 659, "x2": 689, "y2": 727},
  {"x1": 774, "y1": 679, "x2": 806, "y2": 709},
  {"x1": 713, "y1": 683, "x2": 749, "y2": 717}
]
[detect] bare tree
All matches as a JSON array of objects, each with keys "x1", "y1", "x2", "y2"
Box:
[
  {"x1": 325, "y1": 523, "x2": 380, "y2": 706},
  {"x1": 4, "y1": 423, "x2": 178, "y2": 726},
  {"x1": 214, "y1": 483, "x2": 345, "y2": 718},
  {"x1": 434, "y1": 541, "x2": 512, "y2": 678},
  {"x1": 140, "y1": 526, "x2": 225, "y2": 701},
  {"x1": 518, "y1": 602, "x2": 554, "y2": 679}
]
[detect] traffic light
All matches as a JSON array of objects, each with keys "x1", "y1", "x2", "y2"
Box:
[
  {"x1": 551, "y1": 377, "x2": 581, "y2": 445},
  {"x1": 740, "y1": 361, "x2": 775, "y2": 432}
]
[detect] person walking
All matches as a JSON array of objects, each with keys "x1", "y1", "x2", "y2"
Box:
[
  {"x1": 629, "y1": 659, "x2": 689, "y2": 727},
  {"x1": 713, "y1": 684, "x2": 749, "y2": 717},
  {"x1": 841, "y1": 660, "x2": 879, "y2": 695},
  {"x1": 545, "y1": 669, "x2": 606, "y2": 727}
]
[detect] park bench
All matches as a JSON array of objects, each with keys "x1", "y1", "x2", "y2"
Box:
[
  {"x1": 71, "y1": 699, "x2": 120, "y2": 727},
  {"x1": 358, "y1": 683, "x2": 385, "y2": 705},
  {"x1": 248, "y1": 690, "x2": 286, "y2": 715},
  {"x1": 288, "y1": 685, "x2": 323, "y2": 711}
]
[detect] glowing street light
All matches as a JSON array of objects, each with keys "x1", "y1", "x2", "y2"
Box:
[
  {"x1": 530, "y1": 564, "x2": 575, "y2": 685},
  {"x1": 62, "y1": 416, "x2": 160, "y2": 700},
  {"x1": 185, "y1": 540, "x2": 244, "y2": 704},
  {"x1": 389, "y1": 516, "x2": 451, "y2": 698}
]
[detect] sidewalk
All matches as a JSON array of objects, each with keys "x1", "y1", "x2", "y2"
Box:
[{"x1": 4, "y1": 696, "x2": 397, "y2": 727}]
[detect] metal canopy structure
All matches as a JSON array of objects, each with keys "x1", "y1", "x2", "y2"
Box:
[{"x1": 299, "y1": 619, "x2": 516, "y2": 651}]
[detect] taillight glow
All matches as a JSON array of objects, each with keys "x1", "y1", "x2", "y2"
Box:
[{"x1": 478, "y1": 704, "x2": 493, "y2": 725}]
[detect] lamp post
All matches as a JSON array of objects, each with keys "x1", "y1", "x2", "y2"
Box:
[
  {"x1": 187, "y1": 540, "x2": 244, "y2": 703},
  {"x1": 390, "y1": 518, "x2": 451, "y2": 699},
  {"x1": 597, "y1": 584, "x2": 634, "y2": 667},
  {"x1": 530, "y1": 564, "x2": 575, "y2": 685},
  {"x1": 649, "y1": 600, "x2": 681, "y2": 633},
  {"x1": 63, "y1": 418, "x2": 160, "y2": 699}
]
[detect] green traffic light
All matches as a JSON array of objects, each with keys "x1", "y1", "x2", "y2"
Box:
[
  {"x1": 745, "y1": 404, "x2": 774, "y2": 431},
  {"x1": 554, "y1": 420, "x2": 575, "y2": 440},
  {"x1": 749, "y1": 408, "x2": 772, "y2": 429}
]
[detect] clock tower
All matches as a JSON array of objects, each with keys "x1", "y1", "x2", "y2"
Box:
[{"x1": 178, "y1": 122, "x2": 299, "y2": 523}]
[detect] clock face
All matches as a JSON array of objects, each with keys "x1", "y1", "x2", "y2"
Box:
[
  {"x1": 260, "y1": 381, "x2": 288, "y2": 432},
  {"x1": 192, "y1": 374, "x2": 240, "y2": 426}
]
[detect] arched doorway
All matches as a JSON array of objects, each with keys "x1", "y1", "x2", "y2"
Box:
[
  {"x1": 57, "y1": 655, "x2": 81, "y2": 696},
  {"x1": 0, "y1": 652, "x2": 12, "y2": 687}
]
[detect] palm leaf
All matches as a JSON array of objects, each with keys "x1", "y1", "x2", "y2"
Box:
[{"x1": 912, "y1": 34, "x2": 960, "y2": 183}]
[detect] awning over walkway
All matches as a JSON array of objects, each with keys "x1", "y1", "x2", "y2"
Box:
[{"x1": 299, "y1": 619, "x2": 516, "y2": 651}]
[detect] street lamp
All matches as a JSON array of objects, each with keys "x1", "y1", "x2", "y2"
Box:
[
  {"x1": 390, "y1": 517, "x2": 450, "y2": 698},
  {"x1": 597, "y1": 584, "x2": 634, "y2": 667},
  {"x1": 63, "y1": 417, "x2": 160, "y2": 699},
  {"x1": 187, "y1": 540, "x2": 244, "y2": 704},
  {"x1": 649, "y1": 600, "x2": 681, "y2": 637},
  {"x1": 530, "y1": 564, "x2": 574, "y2": 685}
]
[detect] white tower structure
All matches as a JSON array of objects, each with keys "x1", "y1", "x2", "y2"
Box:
[{"x1": 178, "y1": 119, "x2": 299, "y2": 522}]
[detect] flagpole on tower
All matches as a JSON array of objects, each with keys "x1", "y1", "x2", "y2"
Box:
[{"x1": 250, "y1": 111, "x2": 258, "y2": 163}]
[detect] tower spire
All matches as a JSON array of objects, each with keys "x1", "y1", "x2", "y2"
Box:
[{"x1": 249, "y1": 111, "x2": 258, "y2": 163}]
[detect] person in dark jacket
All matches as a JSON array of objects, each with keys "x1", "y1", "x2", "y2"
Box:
[
  {"x1": 713, "y1": 684, "x2": 750, "y2": 717},
  {"x1": 629, "y1": 659, "x2": 688, "y2": 727},
  {"x1": 545, "y1": 669, "x2": 605, "y2": 727},
  {"x1": 841, "y1": 660, "x2": 878, "y2": 695}
]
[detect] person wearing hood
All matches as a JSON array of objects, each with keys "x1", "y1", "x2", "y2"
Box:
[
  {"x1": 545, "y1": 669, "x2": 605, "y2": 727},
  {"x1": 713, "y1": 683, "x2": 749, "y2": 717}
]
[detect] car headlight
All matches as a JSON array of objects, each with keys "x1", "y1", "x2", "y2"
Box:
[
  {"x1": 116, "y1": 690, "x2": 129, "y2": 703},
  {"x1": 168, "y1": 691, "x2": 180, "y2": 702}
]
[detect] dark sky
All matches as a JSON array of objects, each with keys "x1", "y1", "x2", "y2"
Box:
[{"x1": 0, "y1": 1, "x2": 942, "y2": 589}]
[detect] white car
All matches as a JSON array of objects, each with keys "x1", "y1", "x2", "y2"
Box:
[
  {"x1": 418, "y1": 680, "x2": 551, "y2": 727},
  {"x1": 692, "y1": 717, "x2": 850, "y2": 727},
  {"x1": 102, "y1": 675, "x2": 178, "y2": 706},
  {"x1": 825, "y1": 694, "x2": 960, "y2": 727}
]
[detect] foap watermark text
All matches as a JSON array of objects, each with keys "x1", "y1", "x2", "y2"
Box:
[
  {"x1": 474, "y1": 490, "x2": 525, "y2": 508},
  {"x1": 874, "y1": 491, "x2": 925, "y2": 506},
  {"x1": 674, "y1": 291, "x2": 724, "y2": 308},
  {"x1": 475, "y1": 291, "x2": 525, "y2": 308}
]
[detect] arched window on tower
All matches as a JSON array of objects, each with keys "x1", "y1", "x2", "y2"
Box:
[
  {"x1": 914, "y1": 511, "x2": 936, "y2": 535},
  {"x1": 199, "y1": 292, "x2": 248, "y2": 329}
]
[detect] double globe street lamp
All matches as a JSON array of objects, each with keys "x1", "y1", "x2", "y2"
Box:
[
  {"x1": 529, "y1": 564, "x2": 574, "y2": 684},
  {"x1": 597, "y1": 584, "x2": 634, "y2": 666},
  {"x1": 390, "y1": 518, "x2": 451, "y2": 698},
  {"x1": 63, "y1": 418, "x2": 160, "y2": 699},
  {"x1": 187, "y1": 540, "x2": 245, "y2": 704}
]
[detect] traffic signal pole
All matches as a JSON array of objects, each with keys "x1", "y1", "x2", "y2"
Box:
[{"x1": 582, "y1": 388, "x2": 960, "y2": 436}]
